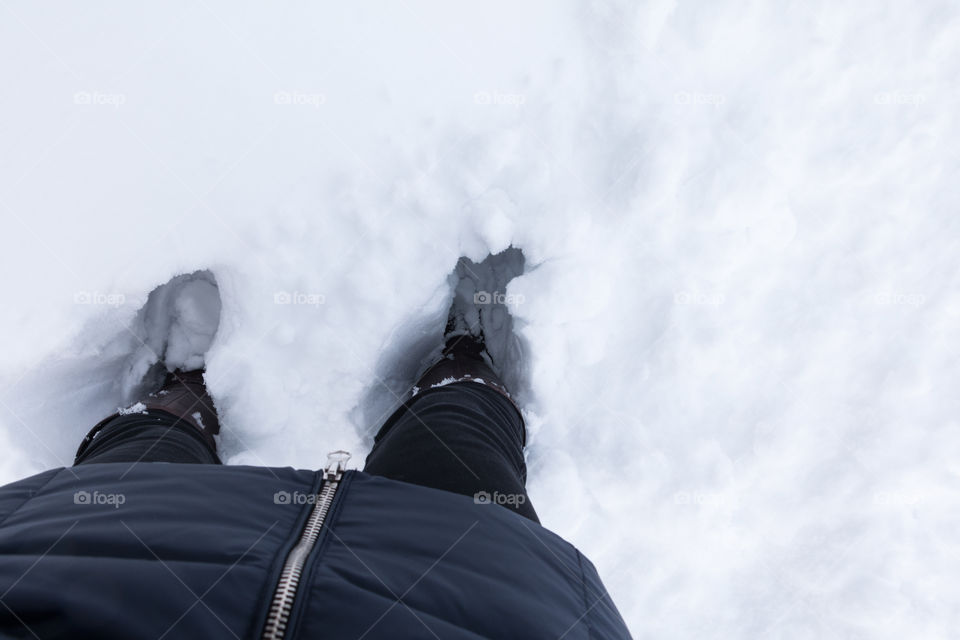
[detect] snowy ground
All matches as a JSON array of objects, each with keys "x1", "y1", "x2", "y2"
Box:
[{"x1": 2, "y1": 1, "x2": 960, "y2": 637}]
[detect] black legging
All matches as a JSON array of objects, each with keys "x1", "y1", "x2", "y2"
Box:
[
  {"x1": 74, "y1": 411, "x2": 221, "y2": 465},
  {"x1": 365, "y1": 382, "x2": 538, "y2": 522},
  {"x1": 75, "y1": 381, "x2": 538, "y2": 522}
]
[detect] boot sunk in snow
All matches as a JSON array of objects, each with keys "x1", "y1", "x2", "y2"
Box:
[
  {"x1": 75, "y1": 369, "x2": 220, "y2": 460},
  {"x1": 143, "y1": 369, "x2": 220, "y2": 448},
  {"x1": 76, "y1": 270, "x2": 224, "y2": 462},
  {"x1": 412, "y1": 296, "x2": 520, "y2": 417}
]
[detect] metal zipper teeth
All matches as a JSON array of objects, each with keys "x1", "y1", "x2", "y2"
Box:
[{"x1": 262, "y1": 452, "x2": 350, "y2": 640}]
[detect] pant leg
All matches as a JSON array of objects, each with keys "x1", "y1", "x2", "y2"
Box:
[
  {"x1": 364, "y1": 381, "x2": 539, "y2": 523},
  {"x1": 74, "y1": 410, "x2": 220, "y2": 465}
]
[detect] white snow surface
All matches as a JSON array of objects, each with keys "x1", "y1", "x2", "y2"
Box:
[{"x1": 2, "y1": 1, "x2": 960, "y2": 637}]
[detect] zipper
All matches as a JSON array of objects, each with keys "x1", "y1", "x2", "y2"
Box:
[{"x1": 261, "y1": 450, "x2": 351, "y2": 640}]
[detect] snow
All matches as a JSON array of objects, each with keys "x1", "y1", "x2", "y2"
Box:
[
  {"x1": 117, "y1": 270, "x2": 221, "y2": 400},
  {"x1": 414, "y1": 378, "x2": 492, "y2": 396},
  {"x1": 117, "y1": 402, "x2": 147, "y2": 416},
  {"x1": 2, "y1": 0, "x2": 959, "y2": 636}
]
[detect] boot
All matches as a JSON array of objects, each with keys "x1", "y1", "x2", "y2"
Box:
[
  {"x1": 143, "y1": 370, "x2": 221, "y2": 447},
  {"x1": 413, "y1": 311, "x2": 522, "y2": 420},
  {"x1": 75, "y1": 369, "x2": 220, "y2": 460}
]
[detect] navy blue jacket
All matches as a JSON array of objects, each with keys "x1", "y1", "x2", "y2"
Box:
[{"x1": 0, "y1": 463, "x2": 631, "y2": 638}]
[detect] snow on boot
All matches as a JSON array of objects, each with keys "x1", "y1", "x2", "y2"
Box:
[
  {"x1": 413, "y1": 255, "x2": 523, "y2": 413},
  {"x1": 76, "y1": 271, "x2": 224, "y2": 460},
  {"x1": 426, "y1": 246, "x2": 528, "y2": 398},
  {"x1": 119, "y1": 269, "x2": 222, "y2": 403},
  {"x1": 143, "y1": 369, "x2": 221, "y2": 446}
]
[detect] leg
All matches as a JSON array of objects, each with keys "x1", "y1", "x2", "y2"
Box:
[
  {"x1": 364, "y1": 340, "x2": 539, "y2": 523},
  {"x1": 74, "y1": 411, "x2": 220, "y2": 464},
  {"x1": 74, "y1": 370, "x2": 221, "y2": 465}
]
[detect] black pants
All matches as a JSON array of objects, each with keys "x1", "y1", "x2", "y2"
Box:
[{"x1": 75, "y1": 382, "x2": 538, "y2": 522}]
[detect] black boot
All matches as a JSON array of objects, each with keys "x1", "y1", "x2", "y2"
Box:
[
  {"x1": 413, "y1": 317, "x2": 521, "y2": 418},
  {"x1": 76, "y1": 369, "x2": 220, "y2": 460},
  {"x1": 142, "y1": 370, "x2": 220, "y2": 448}
]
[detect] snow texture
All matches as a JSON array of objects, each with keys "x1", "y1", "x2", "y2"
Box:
[{"x1": 2, "y1": 1, "x2": 960, "y2": 637}]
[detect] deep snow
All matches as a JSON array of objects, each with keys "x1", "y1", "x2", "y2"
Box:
[{"x1": 2, "y1": 1, "x2": 960, "y2": 636}]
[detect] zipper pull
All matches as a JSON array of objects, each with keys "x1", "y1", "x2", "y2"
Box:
[{"x1": 324, "y1": 450, "x2": 351, "y2": 481}]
